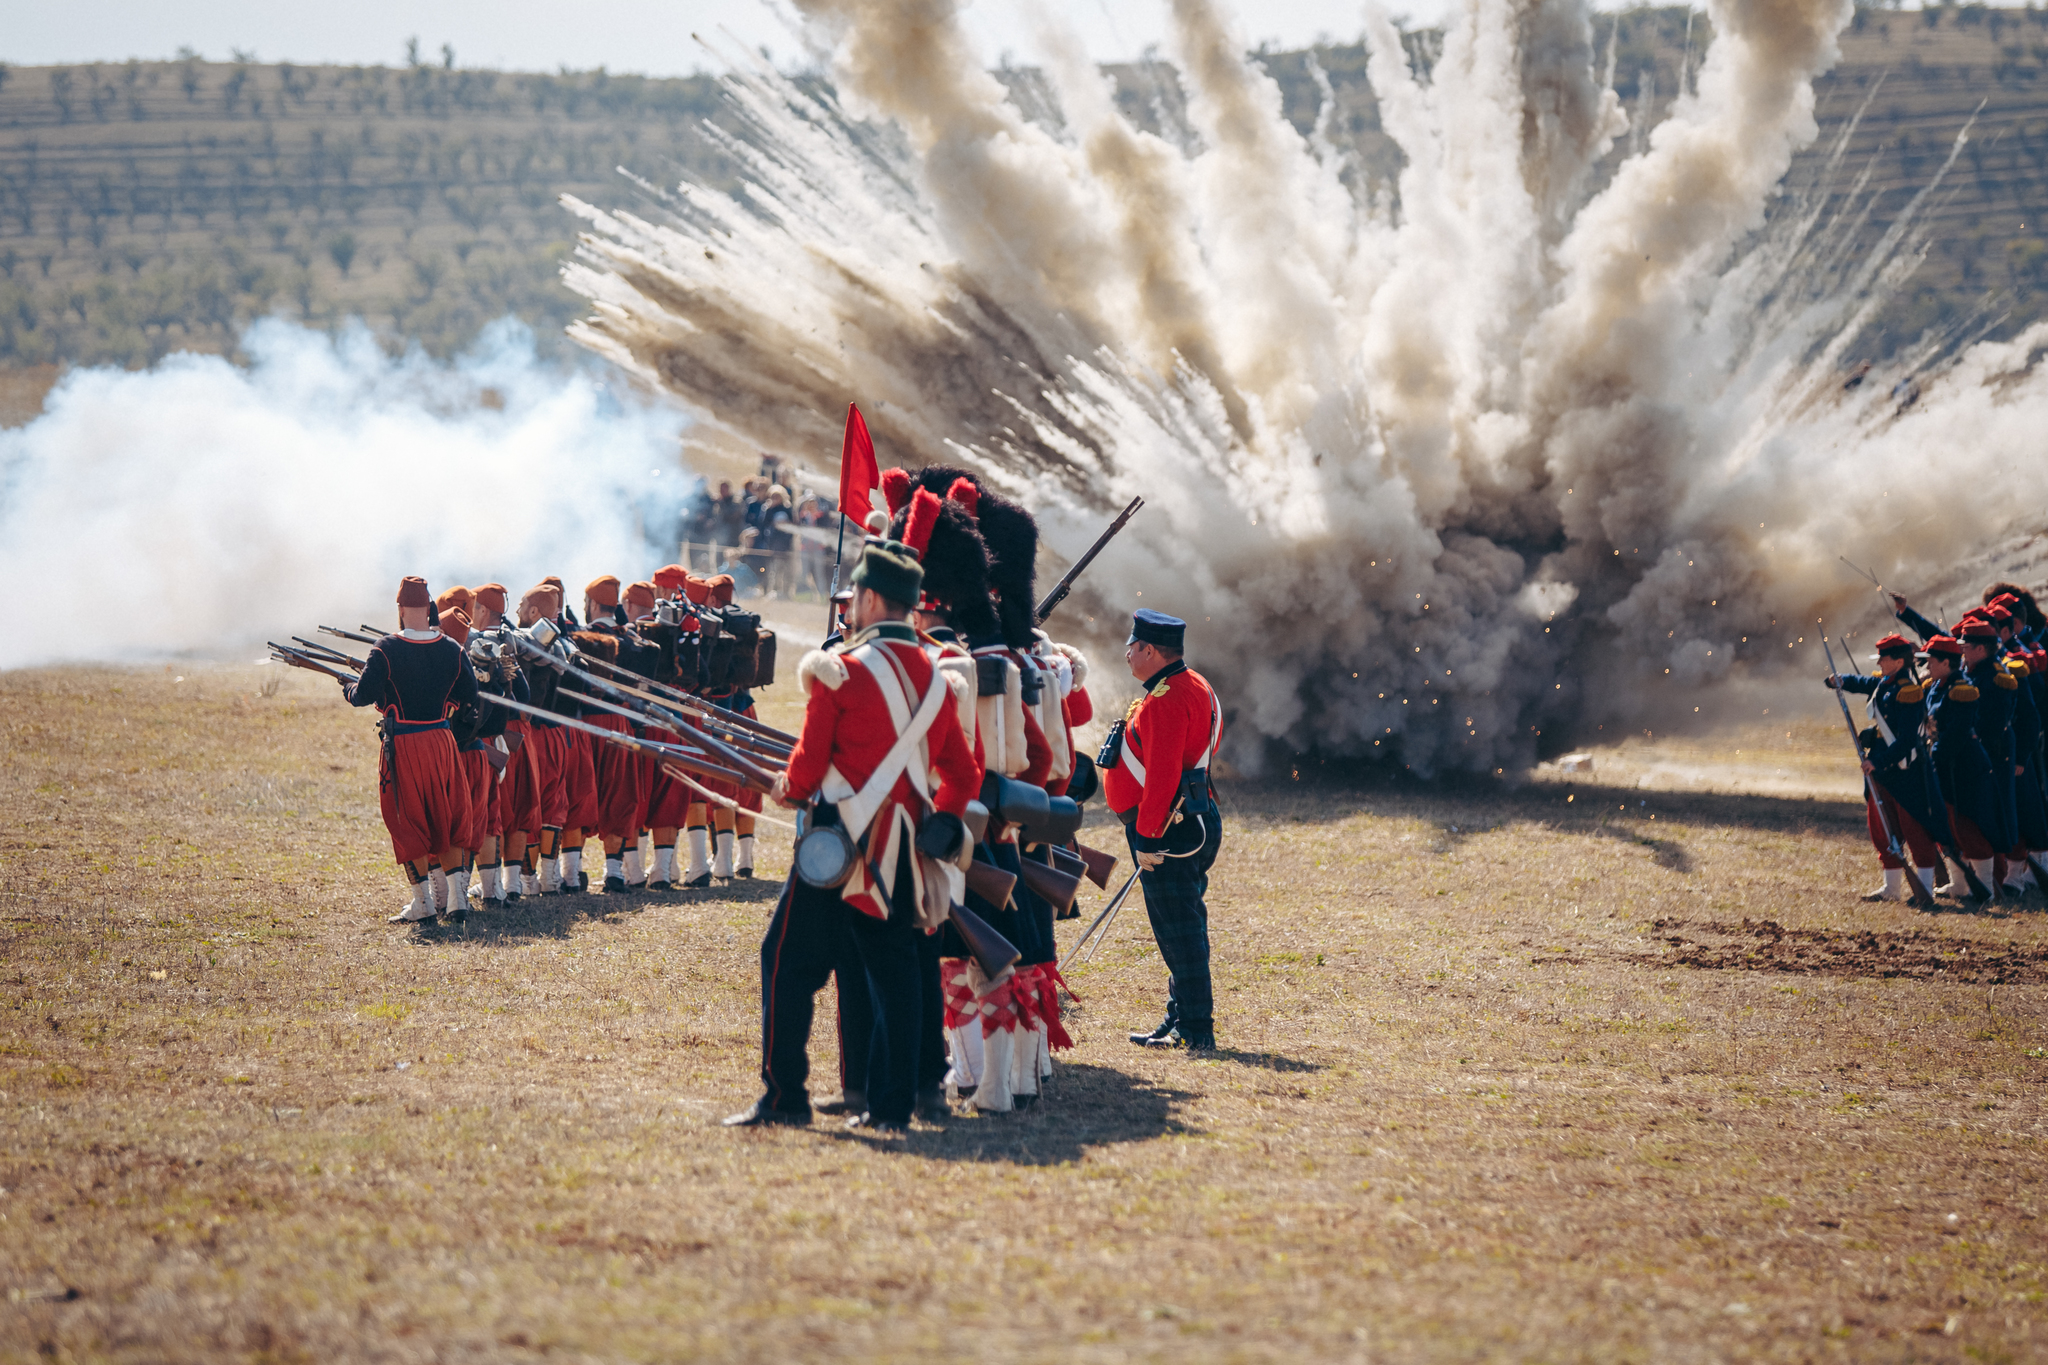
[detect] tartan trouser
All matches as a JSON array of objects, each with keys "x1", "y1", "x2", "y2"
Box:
[{"x1": 1126, "y1": 817, "x2": 1221, "y2": 1027}]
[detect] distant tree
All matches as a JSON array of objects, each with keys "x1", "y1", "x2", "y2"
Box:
[
  {"x1": 51, "y1": 68, "x2": 75, "y2": 123},
  {"x1": 443, "y1": 44, "x2": 456, "y2": 71},
  {"x1": 327, "y1": 231, "x2": 358, "y2": 276},
  {"x1": 406, "y1": 37, "x2": 422, "y2": 69},
  {"x1": 179, "y1": 56, "x2": 202, "y2": 101}
]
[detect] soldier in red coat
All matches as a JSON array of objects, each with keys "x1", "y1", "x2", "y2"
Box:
[
  {"x1": 344, "y1": 576, "x2": 480, "y2": 927},
  {"x1": 1100, "y1": 609, "x2": 1223, "y2": 1051},
  {"x1": 726, "y1": 539, "x2": 979, "y2": 1133}
]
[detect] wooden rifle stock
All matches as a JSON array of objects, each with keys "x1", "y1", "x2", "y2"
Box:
[
  {"x1": 1071, "y1": 841, "x2": 1118, "y2": 889},
  {"x1": 268, "y1": 644, "x2": 353, "y2": 685},
  {"x1": 1018, "y1": 854, "x2": 1084, "y2": 916},
  {"x1": 1035, "y1": 496, "x2": 1143, "y2": 625},
  {"x1": 578, "y1": 652, "x2": 798, "y2": 746},
  {"x1": 291, "y1": 636, "x2": 365, "y2": 669},
  {"x1": 962, "y1": 859, "x2": 1017, "y2": 911},
  {"x1": 949, "y1": 902, "x2": 1021, "y2": 979}
]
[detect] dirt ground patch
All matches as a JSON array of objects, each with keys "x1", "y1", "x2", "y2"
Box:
[
  {"x1": 2, "y1": 663, "x2": 2046, "y2": 1363},
  {"x1": 1631, "y1": 918, "x2": 2048, "y2": 984}
]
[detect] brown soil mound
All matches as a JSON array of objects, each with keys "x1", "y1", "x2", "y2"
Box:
[{"x1": 1630, "y1": 916, "x2": 2048, "y2": 983}]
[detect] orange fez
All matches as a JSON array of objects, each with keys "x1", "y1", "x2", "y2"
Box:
[{"x1": 397, "y1": 576, "x2": 432, "y2": 608}]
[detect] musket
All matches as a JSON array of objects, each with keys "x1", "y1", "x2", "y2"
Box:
[
  {"x1": 321, "y1": 625, "x2": 380, "y2": 646},
  {"x1": 565, "y1": 665, "x2": 795, "y2": 759},
  {"x1": 504, "y1": 634, "x2": 784, "y2": 789},
  {"x1": 1060, "y1": 869, "x2": 1141, "y2": 971},
  {"x1": 1035, "y1": 496, "x2": 1143, "y2": 625},
  {"x1": 1070, "y1": 839, "x2": 1119, "y2": 889},
  {"x1": 555, "y1": 685, "x2": 789, "y2": 772},
  {"x1": 1017, "y1": 854, "x2": 1084, "y2": 916},
  {"x1": 291, "y1": 636, "x2": 365, "y2": 670},
  {"x1": 962, "y1": 858, "x2": 1019, "y2": 912},
  {"x1": 488, "y1": 694, "x2": 765, "y2": 794},
  {"x1": 576, "y1": 651, "x2": 798, "y2": 746},
  {"x1": 268, "y1": 643, "x2": 354, "y2": 685},
  {"x1": 1822, "y1": 638, "x2": 1938, "y2": 911},
  {"x1": 950, "y1": 901, "x2": 1021, "y2": 978}
]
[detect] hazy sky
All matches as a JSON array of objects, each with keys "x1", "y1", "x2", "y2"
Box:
[{"x1": 6, "y1": 0, "x2": 1417, "y2": 73}]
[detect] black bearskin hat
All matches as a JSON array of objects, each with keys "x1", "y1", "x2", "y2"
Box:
[
  {"x1": 908, "y1": 465, "x2": 1037, "y2": 647},
  {"x1": 889, "y1": 494, "x2": 1000, "y2": 640}
]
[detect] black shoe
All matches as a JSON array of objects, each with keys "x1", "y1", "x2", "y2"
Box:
[
  {"x1": 502, "y1": 889, "x2": 521, "y2": 905},
  {"x1": 604, "y1": 875, "x2": 628, "y2": 893},
  {"x1": 647, "y1": 879, "x2": 672, "y2": 892},
  {"x1": 722, "y1": 1101, "x2": 811, "y2": 1128},
  {"x1": 1129, "y1": 1013, "x2": 1178, "y2": 1046},
  {"x1": 814, "y1": 1090, "x2": 867, "y2": 1117},
  {"x1": 736, "y1": 866, "x2": 755, "y2": 880},
  {"x1": 845, "y1": 1113, "x2": 908, "y2": 1134},
  {"x1": 682, "y1": 872, "x2": 713, "y2": 889},
  {"x1": 1011, "y1": 1092, "x2": 1038, "y2": 1111},
  {"x1": 1172, "y1": 1024, "x2": 1217, "y2": 1052},
  {"x1": 913, "y1": 1086, "x2": 950, "y2": 1122},
  {"x1": 446, "y1": 906, "x2": 468, "y2": 926}
]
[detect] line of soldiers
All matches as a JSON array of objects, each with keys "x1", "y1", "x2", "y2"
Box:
[
  {"x1": 333, "y1": 465, "x2": 1226, "y2": 1133},
  {"x1": 1823, "y1": 580, "x2": 2048, "y2": 905},
  {"x1": 336, "y1": 568, "x2": 781, "y2": 925}
]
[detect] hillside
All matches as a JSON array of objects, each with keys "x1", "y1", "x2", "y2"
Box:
[{"x1": 3, "y1": 7, "x2": 2047, "y2": 391}]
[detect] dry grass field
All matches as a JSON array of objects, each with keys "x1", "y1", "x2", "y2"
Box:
[{"x1": 3, "y1": 661, "x2": 2047, "y2": 1363}]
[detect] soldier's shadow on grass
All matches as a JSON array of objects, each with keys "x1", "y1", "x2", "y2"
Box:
[
  {"x1": 409, "y1": 879, "x2": 787, "y2": 946},
  {"x1": 824, "y1": 1062, "x2": 1201, "y2": 1166}
]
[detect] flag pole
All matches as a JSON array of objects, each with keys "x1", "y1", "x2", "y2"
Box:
[
  {"x1": 828, "y1": 401, "x2": 878, "y2": 641},
  {"x1": 824, "y1": 514, "x2": 847, "y2": 638}
]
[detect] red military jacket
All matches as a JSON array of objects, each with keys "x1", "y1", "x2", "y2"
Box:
[
  {"x1": 787, "y1": 621, "x2": 979, "y2": 918},
  {"x1": 1102, "y1": 660, "x2": 1221, "y2": 840}
]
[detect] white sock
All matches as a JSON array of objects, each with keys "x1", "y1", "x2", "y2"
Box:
[
  {"x1": 737, "y1": 834, "x2": 755, "y2": 872},
  {"x1": 1882, "y1": 867, "x2": 1903, "y2": 899},
  {"x1": 687, "y1": 828, "x2": 711, "y2": 879},
  {"x1": 1970, "y1": 858, "x2": 1996, "y2": 892},
  {"x1": 2006, "y1": 860, "x2": 2035, "y2": 889},
  {"x1": 1911, "y1": 867, "x2": 1935, "y2": 898},
  {"x1": 540, "y1": 858, "x2": 560, "y2": 893},
  {"x1": 395, "y1": 879, "x2": 433, "y2": 921},
  {"x1": 522, "y1": 869, "x2": 541, "y2": 897},
  {"x1": 605, "y1": 854, "x2": 624, "y2": 883},
  {"x1": 429, "y1": 865, "x2": 449, "y2": 911},
  {"x1": 713, "y1": 830, "x2": 734, "y2": 878},
  {"x1": 623, "y1": 848, "x2": 643, "y2": 884},
  {"x1": 564, "y1": 847, "x2": 582, "y2": 885},
  {"x1": 448, "y1": 864, "x2": 470, "y2": 908},
  {"x1": 656, "y1": 845, "x2": 676, "y2": 883},
  {"x1": 480, "y1": 864, "x2": 501, "y2": 899}
]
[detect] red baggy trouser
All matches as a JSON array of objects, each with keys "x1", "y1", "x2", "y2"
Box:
[
  {"x1": 500, "y1": 720, "x2": 541, "y2": 840},
  {"x1": 532, "y1": 725, "x2": 570, "y2": 830},
  {"x1": 455, "y1": 746, "x2": 496, "y2": 852},
  {"x1": 379, "y1": 728, "x2": 470, "y2": 867},
  {"x1": 589, "y1": 714, "x2": 652, "y2": 841},
  {"x1": 1949, "y1": 804, "x2": 1997, "y2": 860},
  {"x1": 643, "y1": 734, "x2": 689, "y2": 828},
  {"x1": 561, "y1": 729, "x2": 600, "y2": 832},
  {"x1": 1866, "y1": 790, "x2": 1938, "y2": 869}
]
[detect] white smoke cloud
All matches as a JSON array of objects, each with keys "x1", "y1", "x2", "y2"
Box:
[
  {"x1": 563, "y1": 0, "x2": 2048, "y2": 774},
  {"x1": 0, "y1": 318, "x2": 690, "y2": 670}
]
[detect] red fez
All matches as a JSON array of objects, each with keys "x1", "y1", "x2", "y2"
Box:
[
  {"x1": 1984, "y1": 603, "x2": 2014, "y2": 625},
  {"x1": 652, "y1": 564, "x2": 690, "y2": 593},
  {"x1": 1958, "y1": 620, "x2": 2000, "y2": 644},
  {"x1": 436, "y1": 585, "x2": 474, "y2": 618},
  {"x1": 682, "y1": 574, "x2": 712, "y2": 605},
  {"x1": 473, "y1": 583, "x2": 507, "y2": 615},
  {"x1": 1872, "y1": 633, "x2": 1914, "y2": 656},
  {"x1": 396, "y1": 576, "x2": 431, "y2": 608},
  {"x1": 708, "y1": 574, "x2": 735, "y2": 607},
  {"x1": 585, "y1": 575, "x2": 621, "y2": 609},
  {"x1": 1924, "y1": 635, "x2": 1964, "y2": 658},
  {"x1": 624, "y1": 580, "x2": 657, "y2": 614},
  {"x1": 1990, "y1": 593, "x2": 2021, "y2": 611},
  {"x1": 441, "y1": 608, "x2": 472, "y2": 647}
]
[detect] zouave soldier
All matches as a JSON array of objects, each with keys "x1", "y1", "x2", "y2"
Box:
[
  {"x1": 343, "y1": 576, "x2": 479, "y2": 926},
  {"x1": 1101, "y1": 608, "x2": 1223, "y2": 1052},
  {"x1": 1823, "y1": 633, "x2": 1947, "y2": 901}
]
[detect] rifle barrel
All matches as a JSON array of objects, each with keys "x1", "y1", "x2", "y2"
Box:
[
  {"x1": 1035, "y1": 496, "x2": 1143, "y2": 625},
  {"x1": 320, "y1": 625, "x2": 381, "y2": 646}
]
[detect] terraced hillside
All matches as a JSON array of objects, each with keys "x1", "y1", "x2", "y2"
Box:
[{"x1": 1, "y1": 7, "x2": 2045, "y2": 386}]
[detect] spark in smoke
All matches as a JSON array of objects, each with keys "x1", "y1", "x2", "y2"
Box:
[{"x1": 563, "y1": 0, "x2": 2048, "y2": 774}]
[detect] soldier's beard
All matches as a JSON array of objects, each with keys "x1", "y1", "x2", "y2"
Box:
[{"x1": 562, "y1": 0, "x2": 2048, "y2": 775}]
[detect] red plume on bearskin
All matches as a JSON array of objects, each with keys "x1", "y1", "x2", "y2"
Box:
[
  {"x1": 890, "y1": 489, "x2": 999, "y2": 639},
  {"x1": 946, "y1": 477, "x2": 980, "y2": 519},
  {"x1": 903, "y1": 488, "x2": 942, "y2": 559},
  {"x1": 879, "y1": 467, "x2": 911, "y2": 514},
  {"x1": 908, "y1": 466, "x2": 1036, "y2": 647}
]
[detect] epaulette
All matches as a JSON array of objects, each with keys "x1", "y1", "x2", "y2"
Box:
[
  {"x1": 1951, "y1": 684, "x2": 1981, "y2": 702},
  {"x1": 1897, "y1": 683, "x2": 1926, "y2": 704},
  {"x1": 2006, "y1": 658, "x2": 2031, "y2": 679},
  {"x1": 1150, "y1": 681, "x2": 1173, "y2": 698},
  {"x1": 1994, "y1": 670, "x2": 2019, "y2": 691}
]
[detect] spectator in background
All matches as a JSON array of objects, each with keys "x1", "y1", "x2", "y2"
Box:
[
  {"x1": 711, "y1": 480, "x2": 746, "y2": 562},
  {"x1": 795, "y1": 493, "x2": 828, "y2": 600},
  {"x1": 761, "y1": 486, "x2": 796, "y2": 598}
]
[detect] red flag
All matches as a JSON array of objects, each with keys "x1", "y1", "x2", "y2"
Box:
[{"x1": 837, "y1": 402, "x2": 878, "y2": 531}]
